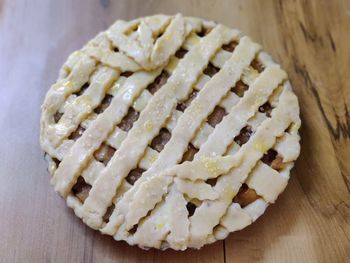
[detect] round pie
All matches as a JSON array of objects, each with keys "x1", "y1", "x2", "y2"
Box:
[{"x1": 40, "y1": 14, "x2": 301, "y2": 250}]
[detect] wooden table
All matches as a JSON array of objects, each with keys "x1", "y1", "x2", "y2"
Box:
[{"x1": 1, "y1": 0, "x2": 349, "y2": 262}]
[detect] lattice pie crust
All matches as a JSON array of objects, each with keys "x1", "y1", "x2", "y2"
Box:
[{"x1": 40, "y1": 14, "x2": 301, "y2": 250}]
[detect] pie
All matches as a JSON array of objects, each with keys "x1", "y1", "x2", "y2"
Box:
[{"x1": 40, "y1": 14, "x2": 301, "y2": 250}]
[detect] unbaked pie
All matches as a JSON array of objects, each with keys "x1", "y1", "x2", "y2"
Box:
[{"x1": 40, "y1": 14, "x2": 301, "y2": 250}]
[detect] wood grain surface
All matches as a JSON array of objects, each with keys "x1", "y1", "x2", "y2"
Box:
[{"x1": 0, "y1": 0, "x2": 349, "y2": 262}]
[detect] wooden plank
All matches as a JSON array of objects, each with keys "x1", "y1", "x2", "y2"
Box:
[
  {"x1": 0, "y1": 0, "x2": 349, "y2": 262},
  {"x1": 223, "y1": 0, "x2": 350, "y2": 262},
  {"x1": 0, "y1": 0, "x2": 223, "y2": 262}
]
